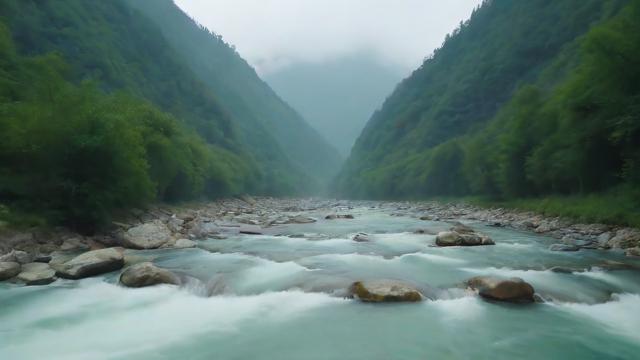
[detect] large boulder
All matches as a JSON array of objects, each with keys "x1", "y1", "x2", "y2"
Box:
[
  {"x1": 608, "y1": 228, "x2": 640, "y2": 249},
  {"x1": 121, "y1": 221, "x2": 172, "y2": 249},
  {"x1": 467, "y1": 276, "x2": 535, "y2": 303},
  {"x1": 0, "y1": 262, "x2": 21, "y2": 281},
  {"x1": 626, "y1": 247, "x2": 640, "y2": 257},
  {"x1": 55, "y1": 248, "x2": 124, "y2": 279},
  {"x1": 17, "y1": 263, "x2": 56, "y2": 285},
  {"x1": 120, "y1": 262, "x2": 180, "y2": 288},
  {"x1": 349, "y1": 280, "x2": 423, "y2": 302},
  {"x1": 435, "y1": 231, "x2": 494, "y2": 246}
]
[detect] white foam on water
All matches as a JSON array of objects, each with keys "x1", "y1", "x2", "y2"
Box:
[
  {"x1": 0, "y1": 283, "x2": 345, "y2": 360},
  {"x1": 495, "y1": 242, "x2": 534, "y2": 249},
  {"x1": 430, "y1": 295, "x2": 484, "y2": 321},
  {"x1": 460, "y1": 266, "x2": 553, "y2": 279},
  {"x1": 573, "y1": 268, "x2": 630, "y2": 288},
  {"x1": 234, "y1": 258, "x2": 313, "y2": 293},
  {"x1": 404, "y1": 252, "x2": 467, "y2": 264},
  {"x1": 552, "y1": 293, "x2": 640, "y2": 343}
]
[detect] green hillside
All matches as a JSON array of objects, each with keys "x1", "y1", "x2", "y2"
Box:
[
  {"x1": 127, "y1": 0, "x2": 342, "y2": 185},
  {"x1": 336, "y1": 0, "x2": 639, "y2": 217}
]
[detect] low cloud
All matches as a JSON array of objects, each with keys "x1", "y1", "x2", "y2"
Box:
[{"x1": 175, "y1": 0, "x2": 482, "y2": 74}]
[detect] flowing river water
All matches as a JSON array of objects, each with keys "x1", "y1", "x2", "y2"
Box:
[{"x1": 1, "y1": 204, "x2": 639, "y2": 359}]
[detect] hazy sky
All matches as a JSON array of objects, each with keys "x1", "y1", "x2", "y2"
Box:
[{"x1": 174, "y1": 0, "x2": 482, "y2": 75}]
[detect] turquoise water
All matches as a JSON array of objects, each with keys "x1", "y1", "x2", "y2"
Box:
[{"x1": 1, "y1": 207, "x2": 640, "y2": 359}]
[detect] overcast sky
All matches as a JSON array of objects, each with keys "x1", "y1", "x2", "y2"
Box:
[{"x1": 174, "y1": 0, "x2": 482, "y2": 75}]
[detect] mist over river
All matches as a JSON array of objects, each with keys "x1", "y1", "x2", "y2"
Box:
[{"x1": 1, "y1": 202, "x2": 640, "y2": 359}]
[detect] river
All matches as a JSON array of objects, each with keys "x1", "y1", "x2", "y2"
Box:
[{"x1": 1, "y1": 204, "x2": 639, "y2": 359}]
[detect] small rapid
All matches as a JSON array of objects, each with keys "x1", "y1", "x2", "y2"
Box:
[{"x1": 1, "y1": 205, "x2": 639, "y2": 359}]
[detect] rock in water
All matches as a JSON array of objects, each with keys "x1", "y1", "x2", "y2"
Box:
[
  {"x1": 173, "y1": 239, "x2": 197, "y2": 249},
  {"x1": 55, "y1": 248, "x2": 124, "y2": 279},
  {"x1": 549, "y1": 244, "x2": 580, "y2": 252},
  {"x1": 625, "y1": 247, "x2": 640, "y2": 257},
  {"x1": 349, "y1": 280, "x2": 423, "y2": 302},
  {"x1": 121, "y1": 220, "x2": 172, "y2": 249},
  {"x1": 325, "y1": 214, "x2": 354, "y2": 220},
  {"x1": 352, "y1": 233, "x2": 371, "y2": 242},
  {"x1": 467, "y1": 276, "x2": 535, "y2": 303},
  {"x1": 0, "y1": 261, "x2": 21, "y2": 281},
  {"x1": 435, "y1": 231, "x2": 494, "y2": 246},
  {"x1": 16, "y1": 263, "x2": 56, "y2": 285},
  {"x1": 286, "y1": 215, "x2": 317, "y2": 224},
  {"x1": 120, "y1": 262, "x2": 180, "y2": 288}
]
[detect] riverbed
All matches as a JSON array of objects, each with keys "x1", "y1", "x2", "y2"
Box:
[{"x1": 1, "y1": 203, "x2": 639, "y2": 359}]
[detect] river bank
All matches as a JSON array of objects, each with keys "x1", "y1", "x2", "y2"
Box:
[{"x1": 1, "y1": 197, "x2": 639, "y2": 264}]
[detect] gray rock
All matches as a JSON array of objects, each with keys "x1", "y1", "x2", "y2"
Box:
[
  {"x1": 0, "y1": 262, "x2": 21, "y2": 281},
  {"x1": 173, "y1": 239, "x2": 197, "y2": 249},
  {"x1": 121, "y1": 221, "x2": 172, "y2": 249},
  {"x1": 549, "y1": 244, "x2": 580, "y2": 252},
  {"x1": 0, "y1": 250, "x2": 34, "y2": 265},
  {"x1": 349, "y1": 280, "x2": 423, "y2": 302},
  {"x1": 55, "y1": 248, "x2": 124, "y2": 279},
  {"x1": 435, "y1": 231, "x2": 494, "y2": 247},
  {"x1": 608, "y1": 228, "x2": 640, "y2": 249},
  {"x1": 119, "y1": 262, "x2": 180, "y2": 288},
  {"x1": 625, "y1": 247, "x2": 640, "y2": 257},
  {"x1": 285, "y1": 215, "x2": 317, "y2": 224},
  {"x1": 60, "y1": 237, "x2": 90, "y2": 251},
  {"x1": 17, "y1": 263, "x2": 56, "y2": 285},
  {"x1": 352, "y1": 233, "x2": 371, "y2": 242},
  {"x1": 467, "y1": 276, "x2": 535, "y2": 303},
  {"x1": 325, "y1": 214, "x2": 354, "y2": 220}
]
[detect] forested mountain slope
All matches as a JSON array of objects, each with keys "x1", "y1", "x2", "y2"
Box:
[
  {"x1": 0, "y1": 0, "x2": 337, "y2": 229},
  {"x1": 335, "y1": 0, "x2": 638, "y2": 207},
  {"x1": 126, "y1": 0, "x2": 342, "y2": 183}
]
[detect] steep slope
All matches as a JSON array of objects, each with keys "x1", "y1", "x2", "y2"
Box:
[
  {"x1": 0, "y1": 22, "x2": 251, "y2": 229},
  {"x1": 0, "y1": 0, "x2": 314, "y2": 195},
  {"x1": 336, "y1": 0, "x2": 633, "y2": 200},
  {"x1": 126, "y1": 0, "x2": 343, "y2": 184},
  {"x1": 265, "y1": 53, "x2": 404, "y2": 157}
]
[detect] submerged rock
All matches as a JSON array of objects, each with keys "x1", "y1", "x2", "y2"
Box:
[
  {"x1": 349, "y1": 280, "x2": 423, "y2": 302},
  {"x1": 121, "y1": 221, "x2": 172, "y2": 249},
  {"x1": 467, "y1": 276, "x2": 535, "y2": 303},
  {"x1": 435, "y1": 231, "x2": 494, "y2": 246},
  {"x1": 0, "y1": 261, "x2": 21, "y2": 281},
  {"x1": 549, "y1": 244, "x2": 580, "y2": 252},
  {"x1": 119, "y1": 262, "x2": 180, "y2": 288},
  {"x1": 17, "y1": 263, "x2": 56, "y2": 285},
  {"x1": 325, "y1": 214, "x2": 354, "y2": 220},
  {"x1": 55, "y1": 248, "x2": 124, "y2": 279}
]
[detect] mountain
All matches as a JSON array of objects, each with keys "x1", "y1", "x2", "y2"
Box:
[
  {"x1": 265, "y1": 54, "x2": 404, "y2": 157},
  {"x1": 335, "y1": 0, "x2": 638, "y2": 206},
  {"x1": 0, "y1": 0, "x2": 338, "y2": 229},
  {"x1": 126, "y1": 0, "x2": 343, "y2": 185}
]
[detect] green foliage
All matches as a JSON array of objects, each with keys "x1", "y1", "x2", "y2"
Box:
[
  {"x1": 0, "y1": 25, "x2": 250, "y2": 230},
  {"x1": 336, "y1": 0, "x2": 639, "y2": 221}
]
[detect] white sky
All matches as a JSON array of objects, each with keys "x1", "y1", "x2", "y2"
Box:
[{"x1": 174, "y1": 0, "x2": 482, "y2": 75}]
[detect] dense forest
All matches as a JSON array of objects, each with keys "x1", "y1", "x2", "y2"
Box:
[
  {"x1": 335, "y1": 0, "x2": 640, "y2": 224},
  {"x1": 0, "y1": 0, "x2": 338, "y2": 230}
]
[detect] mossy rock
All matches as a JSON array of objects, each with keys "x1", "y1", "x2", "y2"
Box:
[{"x1": 349, "y1": 280, "x2": 423, "y2": 303}]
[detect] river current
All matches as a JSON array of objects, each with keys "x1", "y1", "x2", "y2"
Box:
[{"x1": 1, "y1": 205, "x2": 639, "y2": 359}]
